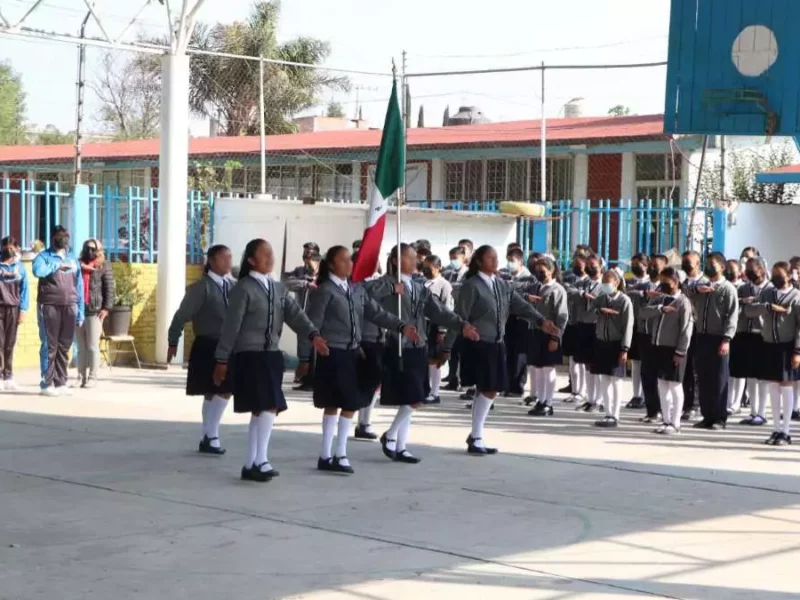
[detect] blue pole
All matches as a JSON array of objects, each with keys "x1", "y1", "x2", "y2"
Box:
[
  {"x1": 712, "y1": 208, "x2": 726, "y2": 255},
  {"x1": 148, "y1": 186, "x2": 155, "y2": 262},
  {"x1": 2, "y1": 178, "x2": 9, "y2": 238},
  {"x1": 126, "y1": 186, "x2": 133, "y2": 263}
]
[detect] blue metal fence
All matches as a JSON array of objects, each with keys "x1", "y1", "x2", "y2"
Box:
[{"x1": 0, "y1": 178, "x2": 213, "y2": 263}]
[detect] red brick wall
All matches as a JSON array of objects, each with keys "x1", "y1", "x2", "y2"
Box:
[{"x1": 587, "y1": 154, "x2": 622, "y2": 261}]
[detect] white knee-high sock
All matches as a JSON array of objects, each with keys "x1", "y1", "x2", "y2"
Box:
[
  {"x1": 543, "y1": 367, "x2": 557, "y2": 404},
  {"x1": 586, "y1": 372, "x2": 598, "y2": 404},
  {"x1": 527, "y1": 366, "x2": 537, "y2": 397},
  {"x1": 245, "y1": 415, "x2": 259, "y2": 468},
  {"x1": 576, "y1": 362, "x2": 586, "y2": 397},
  {"x1": 471, "y1": 393, "x2": 493, "y2": 447},
  {"x1": 657, "y1": 379, "x2": 672, "y2": 424},
  {"x1": 609, "y1": 376, "x2": 622, "y2": 419},
  {"x1": 756, "y1": 381, "x2": 768, "y2": 418},
  {"x1": 631, "y1": 360, "x2": 642, "y2": 398},
  {"x1": 794, "y1": 382, "x2": 800, "y2": 411},
  {"x1": 568, "y1": 357, "x2": 579, "y2": 390},
  {"x1": 359, "y1": 391, "x2": 378, "y2": 426},
  {"x1": 728, "y1": 378, "x2": 745, "y2": 411},
  {"x1": 782, "y1": 386, "x2": 794, "y2": 436},
  {"x1": 320, "y1": 414, "x2": 337, "y2": 459},
  {"x1": 201, "y1": 397, "x2": 212, "y2": 438},
  {"x1": 335, "y1": 415, "x2": 352, "y2": 459},
  {"x1": 534, "y1": 368, "x2": 545, "y2": 402},
  {"x1": 670, "y1": 381, "x2": 684, "y2": 428},
  {"x1": 746, "y1": 379, "x2": 758, "y2": 416},
  {"x1": 255, "y1": 412, "x2": 276, "y2": 471},
  {"x1": 768, "y1": 382, "x2": 781, "y2": 432},
  {"x1": 386, "y1": 405, "x2": 413, "y2": 451},
  {"x1": 396, "y1": 410, "x2": 413, "y2": 452},
  {"x1": 208, "y1": 395, "x2": 229, "y2": 446},
  {"x1": 429, "y1": 365, "x2": 442, "y2": 397},
  {"x1": 599, "y1": 375, "x2": 612, "y2": 415}
]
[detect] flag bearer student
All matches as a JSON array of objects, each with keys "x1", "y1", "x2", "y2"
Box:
[
  {"x1": 300, "y1": 245, "x2": 419, "y2": 474},
  {"x1": 743, "y1": 262, "x2": 800, "y2": 446},
  {"x1": 212, "y1": 239, "x2": 329, "y2": 483},
  {"x1": 369, "y1": 244, "x2": 479, "y2": 464},
  {"x1": 689, "y1": 252, "x2": 739, "y2": 430},
  {"x1": 679, "y1": 250, "x2": 710, "y2": 421},
  {"x1": 640, "y1": 267, "x2": 694, "y2": 435},
  {"x1": 503, "y1": 247, "x2": 533, "y2": 398},
  {"x1": 32, "y1": 226, "x2": 84, "y2": 397},
  {"x1": 525, "y1": 256, "x2": 569, "y2": 417},
  {"x1": 624, "y1": 253, "x2": 650, "y2": 410},
  {"x1": 724, "y1": 258, "x2": 746, "y2": 415},
  {"x1": 168, "y1": 245, "x2": 236, "y2": 455},
  {"x1": 737, "y1": 257, "x2": 771, "y2": 426},
  {"x1": 0, "y1": 236, "x2": 28, "y2": 390},
  {"x1": 628, "y1": 254, "x2": 666, "y2": 422},
  {"x1": 561, "y1": 252, "x2": 589, "y2": 401},
  {"x1": 350, "y1": 249, "x2": 384, "y2": 441},
  {"x1": 567, "y1": 254, "x2": 605, "y2": 412},
  {"x1": 423, "y1": 255, "x2": 454, "y2": 404},
  {"x1": 590, "y1": 270, "x2": 634, "y2": 428},
  {"x1": 445, "y1": 245, "x2": 559, "y2": 454}
]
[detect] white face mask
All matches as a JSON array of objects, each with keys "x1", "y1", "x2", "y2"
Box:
[
  {"x1": 507, "y1": 260, "x2": 519, "y2": 272},
  {"x1": 450, "y1": 260, "x2": 462, "y2": 270},
  {"x1": 600, "y1": 283, "x2": 616, "y2": 296}
]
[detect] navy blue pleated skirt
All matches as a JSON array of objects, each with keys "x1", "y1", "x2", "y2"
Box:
[
  {"x1": 590, "y1": 339, "x2": 626, "y2": 377},
  {"x1": 313, "y1": 348, "x2": 368, "y2": 411},
  {"x1": 186, "y1": 336, "x2": 234, "y2": 396},
  {"x1": 527, "y1": 329, "x2": 563, "y2": 368},
  {"x1": 758, "y1": 342, "x2": 800, "y2": 383},
  {"x1": 561, "y1": 324, "x2": 577, "y2": 357},
  {"x1": 628, "y1": 325, "x2": 642, "y2": 361},
  {"x1": 460, "y1": 339, "x2": 508, "y2": 393},
  {"x1": 654, "y1": 345, "x2": 687, "y2": 382},
  {"x1": 232, "y1": 350, "x2": 287, "y2": 414},
  {"x1": 729, "y1": 332, "x2": 762, "y2": 379},
  {"x1": 357, "y1": 341, "x2": 384, "y2": 405},
  {"x1": 573, "y1": 323, "x2": 596, "y2": 365},
  {"x1": 380, "y1": 346, "x2": 428, "y2": 406}
]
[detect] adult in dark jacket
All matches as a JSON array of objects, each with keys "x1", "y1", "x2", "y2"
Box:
[{"x1": 76, "y1": 239, "x2": 114, "y2": 388}]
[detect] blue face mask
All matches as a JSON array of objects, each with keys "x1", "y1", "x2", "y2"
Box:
[
  {"x1": 450, "y1": 260, "x2": 461, "y2": 270},
  {"x1": 600, "y1": 283, "x2": 616, "y2": 296}
]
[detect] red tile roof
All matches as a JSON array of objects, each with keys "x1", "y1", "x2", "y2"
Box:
[{"x1": 0, "y1": 114, "x2": 666, "y2": 165}]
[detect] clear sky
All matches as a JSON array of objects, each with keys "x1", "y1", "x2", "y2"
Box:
[{"x1": 0, "y1": 0, "x2": 671, "y2": 136}]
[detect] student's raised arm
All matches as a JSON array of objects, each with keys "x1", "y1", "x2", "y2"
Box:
[{"x1": 168, "y1": 281, "x2": 207, "y2": 346}]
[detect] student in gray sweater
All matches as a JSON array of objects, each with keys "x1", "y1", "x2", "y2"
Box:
[
  {"x1": 302, "y1": 245, "x2": 419, "y2": 475},
  {"x1": 743, "y1": 261, "x2": 800, "y2": 446},
  {"x1": 423, "y1": 255, "x2": 454, "y2": 404},
  {"x1": 690, "y1": 252, "x2": 739, "y2": 430},
  {"x1": 168, "y1": 245, "x2": 236, "y2": 456},
  {"x1": 590, "y1": 270, "x2": 634, "y2": 428},
  {"x1": 371, "y1": 244, "x2": 479, "y2": 464},
  {"x1": 639, "y1": 267, "x2": 695, "y2": 434},
  {"x1": 445, "y1": 245, "x2": 558, "y2": 455},
  {"x1": 213, "y1": 239, "x2": 329, "y2": 483}
]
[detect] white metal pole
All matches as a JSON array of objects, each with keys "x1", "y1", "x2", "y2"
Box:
[
  {"x1": 398, "y1": 51, "x2": 407, "y2": 361},
  {"x1": 259, "y1": 53, "x2": 266, "y2": 196},
  {"x1": 540, "y1": 62, "x2": 546, "y2": 203}
]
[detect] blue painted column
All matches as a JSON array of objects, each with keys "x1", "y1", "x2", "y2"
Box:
[
  {"x1": 71, "y1": 183, "x2": 90, "y2": 249},
  {"x1": 712, "y1": 208, "x2": 727, "y2": 254},
  {"x1": 531, "y1": 219, "x2": 549, "y2": 254}
]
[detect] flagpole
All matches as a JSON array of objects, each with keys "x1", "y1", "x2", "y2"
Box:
[{"x1": 397, "y1": 51, "x2": 408, "y2": 365}]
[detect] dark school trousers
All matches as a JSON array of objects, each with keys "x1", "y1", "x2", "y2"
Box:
[
  {"x1": 682, "y1": 333, "x2": 698, "y2": 412},
  {"x1": 38, "y1": 304, "x2": 77, "y2": 389},
  {"x1": 446, "y1": 337, "x2": 462, "y2": 386},
  {"x1": 694, "y1": 333, "x2": 730, "y2": 424},
  {"x1": 0, "y1": 305, "x2": 19, "y2": 380},
  {"x1": 640, "y1": 335, "x2": 660, "y2": 418},
  {"x1": 504, "y1": 316, "x2": 528, "y2": 395}
]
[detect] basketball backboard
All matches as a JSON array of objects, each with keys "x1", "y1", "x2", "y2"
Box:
[{"x1": 664, "y1": 0, "x2": 800, "y2": 136}]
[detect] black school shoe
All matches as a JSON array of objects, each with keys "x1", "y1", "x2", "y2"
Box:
[
  {"x1": 625, "y1": 397, "x2": 645, "y2": 409},
  {"x1": 772, "y1": 432, "x2": 792, "y2": 446},
  {"x1": 423, "y1": 395, "x2": 441, "y2": 405},
  {"x1": 594, "y1": 415, "x2": 618, "y2": 428},
  {"x1": 354, "y1": 424, "x2": 378, "y2": 441},
  {"x1": 523, "y1": 395, "x2": 537, "y2": 406},
  {"x1": 393, "y1": 449, "x2": 421, "y2": 464},
  {"x1": 198, "y1": 436, "x2": 226, "y2": 455},
  {"x1": 333, "y1": 456, "x2": 355, "y2": 473},
  {"x1": 765, "y1": 431, "x2": 781, "y2": 445},
  {"x1": 466, "y1": 435, "x2": 498, "y2": 455},
  {"x1": 692, "y1": 420, "x2": 713, "y2": 430},
  {"x1": 528, "y1": 402, "x2": 554, "y2": 416},
  {"x1": 792, "y1": 410, "x2": 800, "y2": 422},
  {"x1": 241, "y1": 464, "x2": 279, "y2": 482},
  {"x1": 380, "y1": 432, "x2": 397, "y2": 460},
  {"x1": 558, "y1": 383, "x2": 573, "y2": 394},
  {"x1": 445, "y1": 380, "x2": 461, "y2": 392},
  {"x1": 576, "y1": 401, "x2": 593, "y2": 412},
  {"x1": 460, "y1": 388, "x2": 476, "y2": 400}
]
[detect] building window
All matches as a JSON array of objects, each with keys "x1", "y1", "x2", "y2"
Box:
[
  {"x1": 486, "y1": 160, "x2": 507, "y2": 201},
  {"x1": 635, "y1": 153, "x2": 682, "y2": 183},
  {"x1": 314, "y1": 164, "x2": 352, "y2": 202},
  {"x1": 98, "y1": 169, "x2": 147, "y2": 190},
  {"x1": 635, "y1": 153, "x2": 683, "y2": 252},
  {"x1": 529, "y1": 157, "x2": 574, "y2": 202},
  {"x1": 508, "y1": 160, "x2": 527, "y2": 201},
  {"x1": 445, "y1": 162, "x2": 465, "y2": 201}
]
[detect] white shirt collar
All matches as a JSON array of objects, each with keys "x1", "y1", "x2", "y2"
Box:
[
  {"x1": 207, "y1": 271, "x2": 231, "y2": 289},
  {"x1": 401, "y1": 274, "x2": 413, "y2": 287},
  {"x1": 249, "y1": 271, "x2": 272, "y2": 287},
  {"x1": 477, "y1": 271, "x2": 496, "y2": 289},
  {"x1": 330, "y1": 273, "x2": 349, "y2": 292}
]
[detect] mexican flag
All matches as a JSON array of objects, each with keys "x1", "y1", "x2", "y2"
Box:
[{"x1": 351, "y1": 79, "x2": 405, "y2": 283}]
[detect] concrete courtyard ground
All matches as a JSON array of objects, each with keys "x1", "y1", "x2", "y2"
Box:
[{"x1": 2, "y1": 367, "x2": 800, "y2": 599}]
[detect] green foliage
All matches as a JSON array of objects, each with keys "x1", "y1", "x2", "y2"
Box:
[
  {"x1": 112, "y1": 262, "x2": 145, "y2": 307},
  {"x1": 607, "y1": 105, "x2": 631, "y2": 117},
  {"x1": 188, "y1": 159, "x2": 243, "y2": 194},
  {"x1": 33, "y1": 125, "x2": 74, "y2": 145},
  {"x1": 699, "y1": 141, "x2": 799, "y2": 205},
  {"x1": 417, "y1": 105, "x2": 425, "y2": 128},
  {"x1": 326, "y1": 101, "x2": 345, "y2": 118},
  {"x1": 0, "y1": 62, "x2": 27, "y2": 145}
]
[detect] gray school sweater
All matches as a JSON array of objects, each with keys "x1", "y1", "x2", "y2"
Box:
[
  {"x1": 369, "y1": 274, "x2": 463, "y2": 349},
  {"x1": 425, "y1": 275, "x2": 455, "y2": 335},
  {"x1": 592, "y1": 292, "x2": 635, "y2": 351},
  {"x1": 298, "y1": 279, "x2": 404, "y2": 361},
  {"x1": 626, "y1": 278, "x2": 661, "y2": 333},
  {"x1": 640, "y1": 293, "x2": 695, "y2": 355},
  {"x1": 743, "y1": 285, "x2": 800, "y2": 348},
  {"x1": 566, "y1": 277, "x2": 604, "y2": 325},
  {"x1": 215, "y1": 275, "x2": 317, "y2": 360},
  {"x1": 690, "y1": 279, "x2": 739, "y2": 340},
  {"x1": 445, "y1": 274, "x2": 545, "y2": 350},
  {"x1": 168, "y1": 275, "x2": 233, "y2": 346},
  {"x1": 565, "y1": 274, "x2": 588, "y2": 325},
  {"x1": 521, "y1": 280, "x2": 569, "y2": 340},
  {"x1": 737, "y1": 279, "x2": 772, "y2": 334}
]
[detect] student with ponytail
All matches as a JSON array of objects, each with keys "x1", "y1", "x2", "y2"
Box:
[{"x1": 168, "y1": 244, "x2": 235, "y2": 455}]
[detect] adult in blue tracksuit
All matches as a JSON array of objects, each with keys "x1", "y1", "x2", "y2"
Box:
[
  {"x1": 0, "y1": 236, "x2": 29, "y2": 390},
  {"x1": 32, "y1": 226, "x2": 84, "y2": 395}
]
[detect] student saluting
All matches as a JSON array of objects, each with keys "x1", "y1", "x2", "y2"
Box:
[{"x1": 213, "y1": 239, "x2": 329, "y2": 483}]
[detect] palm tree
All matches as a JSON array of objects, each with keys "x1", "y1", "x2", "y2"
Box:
[{"x1": 187, "y1": 1, "x2": 349, "y2": 136}]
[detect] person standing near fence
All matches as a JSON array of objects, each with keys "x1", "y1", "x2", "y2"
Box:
[
  {"x1": 422, "y1": 255, "x2": 454, "y2": 404},
  {"x1": 624, "y1": 253, "x2": 650, "y2": 410},
  {"x1": 0, "y1": 236, "x2": 28, "y2": 391},
  {"x1": 32, "y1": 226, "x2": 84, "y2": 397},
  {"x1": 76, "y1": 239, "x2": 114, "y2": 388},
  {"x1": 737, "y1": 257, "x2": 771, "y2": 426},
  {"x1": 680, "y1": 251, "x2": 710, "y2": 421},
  {"x1": 168, "y1": 245, "x2": 235, "y2": 455},
  {"x1": 568, "y1": 254, "x2": 605, "y2": 412}
]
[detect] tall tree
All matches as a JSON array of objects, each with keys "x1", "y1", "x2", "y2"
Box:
[
  {"x1": 417, "y1": 105, "x2": 425, "y2": 128},
  {"x1": 0, "y1": 62, "x2": 27, "y2": 145},
  {"x1": 442, "y1": 105, "x2": 450, "y2": 126},
  {"x1": 404, "y1": 83, "x2": 411, "y2": 129},
  {"x1": 187, "y1": 1, "x2": 349, "y2": 135},
  {"x1": 607, "y1": 105, "x2": 631, "y2": 117},
  {"x1": 326, "y1": 101, "x2": 345, "y2": 118},
  {"x1": 91, "y1": 53, "x2": 161, "y2": 140},
  {"x1": 33, "y1": 125, "x2": 74, "y2": 145}
]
